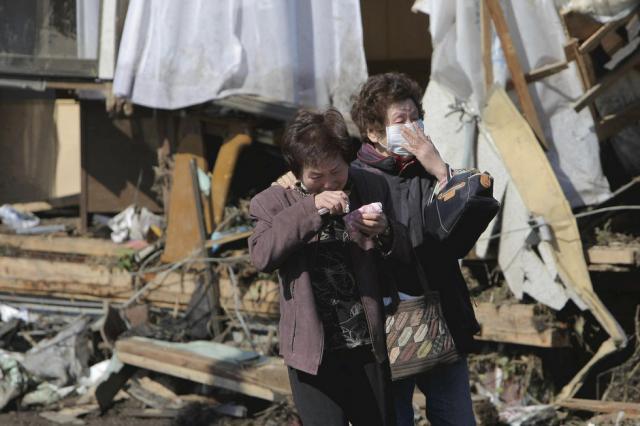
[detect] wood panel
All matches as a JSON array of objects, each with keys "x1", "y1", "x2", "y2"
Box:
[
  {"x1": 588, "y1": 245, "x2": 640, "y2": 266},
  {"x1": 161, "y1": 151, "x2": 210, "y2": 263},
  {"x1": 0, "y1": 234, "x2": 132, "y2": 258},
  {"x1": 116, "y1": 337, "x2": 290, "y2": 401},
  {"x1": 0, "y1": 255, "x2": 198, "y2": 307},
  {"x1": 474, "y1": 302, "x2": 570, "y2": 348}
]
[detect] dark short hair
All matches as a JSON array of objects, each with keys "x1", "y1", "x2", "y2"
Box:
[
  {"x1": 281, "y1": 108, "x2": 359, "y2": 178},
  {"x1": 350, "y1": 72, "x2": 425, "y2": 143}
]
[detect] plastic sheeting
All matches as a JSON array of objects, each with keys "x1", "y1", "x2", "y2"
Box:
[
  {"x1": 414, "y1": 0, "x2": 611, "y2": 208},
  {"x1": 557, "y1": 0, "x2": 639, "y2": 22},
  {"x1": 113, "y1": 0, "x2": 367, "y2": 113}
]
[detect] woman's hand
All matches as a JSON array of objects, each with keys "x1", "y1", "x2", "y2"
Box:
[
  {"x1": 273, "y1": 171, "x2": 297, "y2": 189},
  {"x1": 314, "y1": 191, "x2": 349, "y2": 215},
  {"x1": 400, "y1": 123, "x2": 448, "y2": 185},
  {"x1": 349, "y1": 211, "x2": 388, "y2": 237}
]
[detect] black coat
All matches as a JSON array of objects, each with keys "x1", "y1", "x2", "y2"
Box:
[{"x1": 353, "y1": 145, "x2": 480, "y2": 354}]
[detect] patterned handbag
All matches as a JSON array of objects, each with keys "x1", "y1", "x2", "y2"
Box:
[{"x1": 385, "y1": 258, "x2": 460, "y2": 380}]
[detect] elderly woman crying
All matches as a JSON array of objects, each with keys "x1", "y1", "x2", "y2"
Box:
[{"x1": 249, "y1": 108, "x2": 411, "y2": 426}]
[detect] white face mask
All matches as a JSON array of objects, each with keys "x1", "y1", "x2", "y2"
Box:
[{"x1": 383, "y1": 120, "x2": 424, "y2": 157}]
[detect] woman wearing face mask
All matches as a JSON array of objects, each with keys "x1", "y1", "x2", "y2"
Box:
[
  {"x1": 350, "y1": 73, "x2": 479, "y2": 426},
  {"x1": 249, "y1": 108, "x2": 412, "y2": 426}
]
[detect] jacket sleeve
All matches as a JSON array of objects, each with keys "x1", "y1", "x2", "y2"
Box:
[{"x1": 248, "y1": 189, "x2": 323, "y2": 272}]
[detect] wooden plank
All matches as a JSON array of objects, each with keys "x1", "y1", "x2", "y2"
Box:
[
  {"x1": 505, "y1": 61, "x2": 570, "y2": 91},
  {"x1": 0, "y1": 282, "x2": 191, "y2": 308},
  {"x1": 561, "y1": 11, "x2": 627, "y2": 57},
  {"x1": 117, "y1": 351, "x2": 277, "y2": 401},
  {"x1": 483, "y1": 88, "x2": 625, "y2": 347},
  {"x1": 565, "y1": 38, "x2": 597, "y2": 90},
  {"x1": 557, "y1": 398, "x2": 640, "y2": 415},
  {"x1": 0, "y1": 256, "x2": 131, "y2": 287},
  {"x1": 80, "y1": 100, "x2": 90, "y2": 233},
  {"x1": 597, "y1": 100, "x2": 640, "y2": 140},
  {"x1": 0, "y1": 281, "x2": 191, "y2": 305},
  {"x1": 481, "y1": 0, "x2": 493, "y2": 91},
  {"x1": 474, "y1": 303, "x2": 570, "y2": 348},
  {"x1": 587, "y1": 246, "x2": 640, "y2": 265},
  {"x1": 0, "y1": 234, "x2": 133, "y2": 257},
  {"x1": 0, "y1": 255, "x2": 198, "y2": 306},
  {"x1": 484, "y1": 0, "x2": 548, "y2": 150},
  {"x1": 578, "y1": 5, "x2": 640, "y2": 54},
  {"x1": 116, "y1": 338, "x2": 289, "y2": 392},
  {"x1": 574, "y1": 48, "x2": 640, "y2": 111},
  {"x1": 162, "y1": 150, "x2": 210, "y2": 263},
  {"x1": 526, "y1": 61, "x2": 569, "y2": 82},
  {"x1": 116, "y1": 337, "x2": 290, "y2": 401}
]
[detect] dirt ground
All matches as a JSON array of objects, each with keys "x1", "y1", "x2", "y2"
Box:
[
  {"x1": 0, "y1": 398, "x2": 171, "y2": 426},
  {"x1": 0, "y1": 397, "x2": 301, "y2": 426}
]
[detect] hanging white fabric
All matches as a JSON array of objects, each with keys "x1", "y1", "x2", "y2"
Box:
[
  {"x1": 113, "y1": 0, "x2": 368, "y2": 113},
  {"x1": 414, "y1": 0, "x2": 611, "y2": 207}
]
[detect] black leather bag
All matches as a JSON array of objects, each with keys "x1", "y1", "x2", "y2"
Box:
[{"x1": 425, "y1": 169, "x2": 500, "y2": 257}]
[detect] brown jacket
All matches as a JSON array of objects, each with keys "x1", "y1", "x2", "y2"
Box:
[{"x1": 249, "y1": 166, "x2": 412, "y2": 375}]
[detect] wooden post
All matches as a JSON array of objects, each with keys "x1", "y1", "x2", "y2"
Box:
[
  {"x1": 79, "y1": 100, "x2": 89, "y2": 233},
  {"x1": 190, "y1": 159, "x2": 222, "y2": 337},
  {"x1": 481, "y1": 0, "x2": 493, "y2": 92},
  {"x1": 484, "y1": 0, "x2": 549, "y2": 150}
]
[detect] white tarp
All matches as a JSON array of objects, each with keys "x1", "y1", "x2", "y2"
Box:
[
  {"x1": 113, "y1": 0, "x2": 367, "y2": 113},
  {"x1": 414, "y1": 0, "x2": 611, "y2": 208},
  {"x1": 557, "y1": 0, "x2": 639, "y2": 22},
  {"x1": 415, "y1": 0, "x2": 612, "y2": 313}
]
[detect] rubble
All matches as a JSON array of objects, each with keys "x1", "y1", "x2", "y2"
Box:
[{"x1": 0, "y1": 1, "x2": 638, "y2": 424}]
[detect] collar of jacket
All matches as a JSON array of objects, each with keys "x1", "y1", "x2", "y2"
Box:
[{"x1": 356, "y1": 142, "x2": 421, "y2": 176}]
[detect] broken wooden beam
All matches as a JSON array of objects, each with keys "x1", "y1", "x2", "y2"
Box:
[
  {"x1": 484, "y1": 0, "x2": 549, "y2": 149},
  {"x1": 0, "y1": 256, "x2": 198, "y2": 308},
  {"x1": 587, "y1": 245, "x2": 640, "y2": 266},
  {"x1": 0, "y1": 234, "x2": 134, "y2": 258},
  {"x1": 561, "y1": 11, "x2": 628, "y2": 57},
  {"x1": 474, "y1": 302, "x2": 570, "y2": 348},
  {"x1": 573, "y1": 48, "x2": 640, "y2": 111},
  {"x1": 481, "y1": 0, "x2": 493, "y2": 91},
  {"x1": 578, "y1": 5, "x2": 640, "y2": 54},
  {"x1": 115, "y1": 337, "x2": 290, "y2": 402},
  {"x1": 557, "y1": 398, "x2": 640, "y2": 415},
  {"x1": 506, "y1": 61, "x2": 570, "y2": 90}
]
